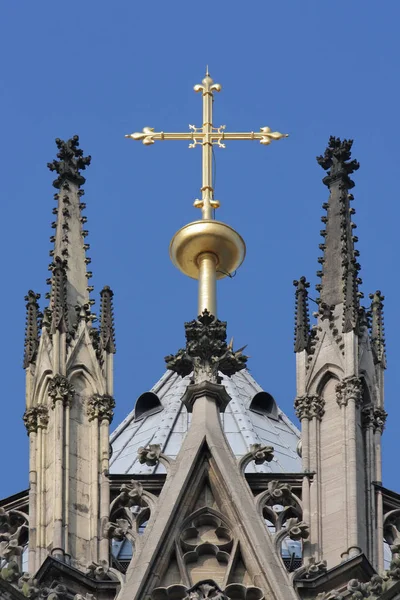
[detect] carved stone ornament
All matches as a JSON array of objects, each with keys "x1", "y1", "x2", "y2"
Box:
[
  {"x1": 104, "y1": 480, "x2": 147, "y2": 543},
  {"x1": 86, "y1": 559, "x2": 114, "y2": 581},
  {"x1": 335, "y1": 376, "x2": 362, "y2": 408},
  {"x1": 47, "y1": 135, "x2": 91, "y2": 189},
  {"x1": 23, "y1": 290, "x2": 41, "y2": 368},
  {"x1": 373, "y1": 407, "x2": 387, "y2": 433},
  {"x1": 300, "y1": 557, "x2": 327, "y2": 580},
  {"x1": 165, "y1": 310, "x2": 247, "y2": 384},
  {"x1": 151, "y1": 580, "x2": 264, "y2": 600},
  {"x1": 138, "y1": 444, "x2": 161, "y2": 467},
  {"x1": 294, "y1": 395, "x2": 324, "y2": 420},
  {"x1": 0, "y1": 507, "x2": 29, "y2": 570},
  {"x1": 249, "y1": 443, "x2": 274, "y2": 465},
  {"x1": 87, "y1": 394, "x2": 115, "y2": 423},
  {"x1": 48, "y1": 374, "x2": 74, "y2": 408},
  {"x1": 23, "y1": 405, "x2": 49, "y2": 434},
  {"x1": 0, "y1": 559, "x2": 20, "y2": 583},
  {"x1": 18, "y1": 573, "x2": 41, "y2": 598},
  {"x1": 345, "y1": 543, "x2": 400, "y2": 600},
  {"x1": 293, "y1": 276, "x2": 310, "y2": 353},
  {"x1": 285, "y1": 517, "x2": 309, "y2": 541}
]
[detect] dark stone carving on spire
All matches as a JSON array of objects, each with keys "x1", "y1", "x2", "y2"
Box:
[
  {"x1": 369, "y1": 290, "x2": 386, "y2": 366},
  {"x1": 23, "y1": 291, "x2": 41, "y2": 368},
  {"x1": 99, "y1": 286, "x2": 116, "y2": 354},
  {"x1": 316, "y1": 137, "x2": 362, "y2": 333},
  {"x1": 165, "y1": 310, "x2": 247, "y2": 384},
  {"x1": 47, "y1": 135, "x2": 91, "y2": 189},
  {"x1": 317, "y1": 136, "x2": 359, "y2": 188},
  {"x1": 293, "y1": 277, "x2": 310, "y2": 352},
  {"x1": 49, "y1": 257, "x2": 69, "y2": 334}
]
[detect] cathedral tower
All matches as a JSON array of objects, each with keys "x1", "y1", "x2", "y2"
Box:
[
  {"x1": 294, "y1": 137, "x2": 386, "y2": 570},
  {"x1": 23, "y1": 136, "x2": 116, "y2": 572}
]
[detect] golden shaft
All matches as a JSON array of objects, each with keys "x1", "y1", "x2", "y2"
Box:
[
  {"x1": 198, "y1": 252, "x2": 217, "y2": 316},
  {"x1": 201, "y1": 87, "x2": 214, "y2": 220}
]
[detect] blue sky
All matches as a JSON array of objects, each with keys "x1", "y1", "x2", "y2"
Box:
[{"x1": 1, "y1": 2, "x2": 399, "y2": 497}]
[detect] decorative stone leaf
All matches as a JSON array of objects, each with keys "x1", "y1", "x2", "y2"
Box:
[
  {"x1": 266, "y1": 481, "x2": 293, "y2": 504},
  {"x1": 18, "y1": 573, "x2": 40, "y2": 598},
  {"x1": 0, "y1": 560, "x2": 20, "y2": 583},
  {"x1": 138, "y1": 444, "x2": 161, "y2": 467},
  {"x1": 87, "y1": 394, "x2": 115, "y2": 423},
  {"x1": 249, "y1": 444, "x2": 274, "y2": 465},
  {"x1": 48, "y1": 374, "x2": 74, "y2": 408},
  {"x1": 285, "y1": 518, "x2": 309, "y2": 541},
  {"x1": 86, "y1": 559, "x2": 113, "y2": 581}
]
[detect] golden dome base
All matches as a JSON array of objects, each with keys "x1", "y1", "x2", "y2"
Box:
[{"x1": 169, "y1": 220, "x2": 246, "y2": 280}]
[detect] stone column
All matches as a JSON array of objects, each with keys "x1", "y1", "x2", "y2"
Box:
[
  {"x1": 48, "y1": 374, "x2": 74, "y2": 561},
  {"x1": 336, "y1": 376, "x2": 363, "y2": 558},
  {"x1": 87, "y1": 393, "x2": 115, "y2": 563},
  {"x1": 294, "y1": 394, "x2": 324, "y2": 560},
  {"x1": 23, "y1": 405, "x2": 49, "y2": 572}
]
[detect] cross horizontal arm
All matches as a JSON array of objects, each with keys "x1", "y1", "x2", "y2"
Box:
[
  {"x1": 125, "y1": 128, "x2": 194, "y2": 145},
  {"x1": 125, "y1": 126, "x2": 288, "y2": 146}
]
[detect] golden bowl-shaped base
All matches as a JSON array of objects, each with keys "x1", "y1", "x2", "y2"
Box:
[{"x1": 169, "y1": 220, "x2": 246, "y2": 280}]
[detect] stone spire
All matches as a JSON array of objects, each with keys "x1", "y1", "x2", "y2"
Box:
[
  {"x1": 46, "y1": 136, "x2": 93, "y2": 333},
  {"x1": 23, "y1": 290, "x2": 41, "y2": 368},
  {"x1": 316, "y1": 137, "x2": 362, "y2": 332},
  {"x1": 369, "y1": 290, "x2": 386, "y2": 366},
  {"x1": 293, "y1": 276, "x2": 310, "y2": 352},
  {"x1": 23, "y1": 138, "x2": 116, "y2": 575},
  {"x1": 99, "y1": 286, "x2": 116, "y2": 355}
]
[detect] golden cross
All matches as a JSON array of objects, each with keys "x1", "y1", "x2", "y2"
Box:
[{"x1": 125, "y1": 70, "x2": 288, "y2": 220}]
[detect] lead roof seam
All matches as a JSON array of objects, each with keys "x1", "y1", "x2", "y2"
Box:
[{"x1": 110, "y1": 414, "x2": 151, "y2": 466}]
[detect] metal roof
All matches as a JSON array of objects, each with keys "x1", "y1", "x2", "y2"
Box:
[{"x1": 110, "y1": 369, "x2": 301, "y2": 475}]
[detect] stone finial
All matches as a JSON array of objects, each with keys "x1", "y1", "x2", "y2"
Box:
[
  {"x1": 316, "y1": 137, "x2": 362, "y2": 333},
  {"x1": 293, "y1": 277, "x2": 310, "y2": 353},
  {"x1": 87, "y1": 393, "x2": 115, "y2": 422},
  {"x1": 47, "y1": 135, "x2": 91, "y2": 189},
  {"x1": 99, "y1": 286, "x2": 116, "y2": 354},
  {"x1": 165, "y1": 310, "x2": 248, "y2": 384},
  {"x1": 49, "y1": 257, "x2": 69, "y2": 334},
  {"x1": 48, "y1": 374, "x2": 75, "y2": 408},
  {"x1": 23, "y1": 291, "x2": 41, "y2": 368},
  {"x1": 317, "y1": 136, "x2": 359, "y2": 188},
  {"x1": 369, "y1": 290, "x2": 386, "y2": 366}
]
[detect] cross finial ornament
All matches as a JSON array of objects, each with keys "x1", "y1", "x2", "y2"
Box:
[
  {"x1": 126, "y1": 70, "x2": 288, "y2": 220},
  {"x1": 126, "y1": 71, "x2": 287, "y2": 317}
]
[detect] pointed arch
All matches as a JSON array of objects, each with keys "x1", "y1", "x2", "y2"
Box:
[
  {"x1": 68, "y1": 365, "x2": 101, "y2": 396},
  {"x1": 34, "y1": 369, "x2": 53, "y2": 406},
  {"x1": 308, "y1": 363, "x2": 343, "y2": 395}
]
